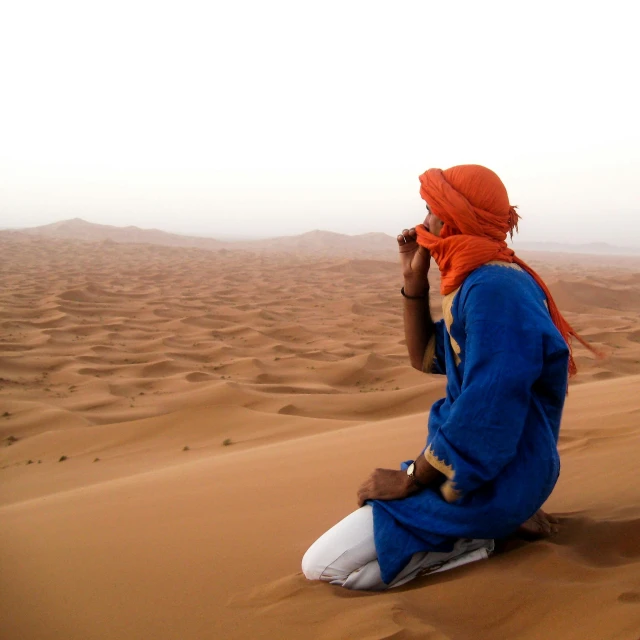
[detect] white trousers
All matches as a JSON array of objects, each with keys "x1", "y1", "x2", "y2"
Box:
[{"x1": 302, "y1": 505, "x2": 494, "y2": 591}]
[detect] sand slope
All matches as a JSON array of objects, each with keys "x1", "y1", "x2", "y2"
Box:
[{"x1": 1, "y1": 234, "x2": 640, "y2": 639}]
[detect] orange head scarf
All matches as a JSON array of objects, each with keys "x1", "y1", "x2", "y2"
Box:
[{"x1": 415, "y1": 164, "x2": 595, "y2": 376}]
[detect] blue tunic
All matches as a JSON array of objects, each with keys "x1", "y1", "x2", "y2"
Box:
[{"x1": 372, "y1": 262, "x2": 569, "y2": 584}]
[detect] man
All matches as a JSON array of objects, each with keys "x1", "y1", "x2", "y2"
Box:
[{"x1": 302, "y1": 165, "x2": 592, "y2": 591}]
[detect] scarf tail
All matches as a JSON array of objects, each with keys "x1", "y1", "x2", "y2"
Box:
[{"x1": 512, "y1": 257, "x2": 602, "y2": 376}]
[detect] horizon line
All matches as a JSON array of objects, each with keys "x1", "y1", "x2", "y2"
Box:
[{"x1": 2, "y1": 217, "x2": 639, "y2": 252}]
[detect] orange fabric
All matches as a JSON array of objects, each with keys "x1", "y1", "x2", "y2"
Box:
[{"x1": 415, "y1": 164, "x2": 596, "y2": 376}]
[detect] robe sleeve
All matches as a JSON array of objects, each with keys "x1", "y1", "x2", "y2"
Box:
[
  {"x1": 425, "y1": 273, "x2": 545, "y2": 502},
  {"x1": 422, "y1": 319, "x2": 447, "y2": 375}
]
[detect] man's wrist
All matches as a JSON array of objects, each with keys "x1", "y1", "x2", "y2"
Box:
[
  {"x1": 403, "y1": 278, "x2": 430, "y2": 297},
  {"x1": 404, "y1": 472, "x2": 422, "y2": 493},
  {"x1": 413, "y1": 454, "x2": 442, "y2": 486}
]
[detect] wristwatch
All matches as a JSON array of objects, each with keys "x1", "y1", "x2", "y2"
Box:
[{"x1": 406, "y1": 462, "x2": 426, "y2": 488}]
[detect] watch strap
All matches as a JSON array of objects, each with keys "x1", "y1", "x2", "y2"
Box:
[{"x1": 407, "y1": 462, "x2": 427, "y2": 488}]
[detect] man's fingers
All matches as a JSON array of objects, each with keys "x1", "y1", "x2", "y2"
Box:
[
  {"x1": 398, "y1": 237, "x2": 418, "y2": 254},
  {"x1": 357, "y1": 479, "x2": 371, "y2": 507},
  {"x1": 397, "y1": 228, "x2": 419, "y2": 246},
  {"x1": 540, "y1": 510, "x2": 560, "y2": 524}
]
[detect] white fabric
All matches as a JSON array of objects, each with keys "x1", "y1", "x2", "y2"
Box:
[{"x1": 302, "y1": 505, "x2": 494, "y2": 591}]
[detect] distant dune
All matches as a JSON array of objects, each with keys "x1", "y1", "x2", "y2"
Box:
[
  {"x1": 512, "y1": 240, "x2": 640, "y2": 256},
  {"x1": 7, "y1": 218, "x2": 639, "y2": 258}
]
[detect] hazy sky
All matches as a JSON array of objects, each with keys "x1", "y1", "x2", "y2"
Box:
[{"x1": 1, "y1": 0, "x2": 639, "y2": 245}]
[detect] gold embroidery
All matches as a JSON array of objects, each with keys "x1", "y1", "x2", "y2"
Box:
[
  {"x1": 422, "y1": 333, "x2": 437, "y2": 373},
  {"x1": 441, "y1": 480, "x2": 462, "y2": 503},
  {"x1": 441, "y1": 288, "x2": 461, "y2": 366},
  {"x1": 425, "y1": 445, "x2": 454, "y2": 479},
  {"x1": 485, "y1": 260, "x2": 523, "y2": 271},
  {"x1": 426, "y1": 446, "x2": 462, "y2": 502}
]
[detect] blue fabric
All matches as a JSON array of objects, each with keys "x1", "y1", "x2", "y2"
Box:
[
  {"x1": 372, "y1": 263, "x2": 569, "y2": 584},
  {"x1": 431, "y1": 320, "x2": 447, "y2": 375}
]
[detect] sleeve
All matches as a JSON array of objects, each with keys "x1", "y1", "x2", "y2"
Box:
[
  {"x1": 422, "y1": 319, "x2": 447, "y2": 375},
  {"x1": 425, "y1": 275, "x2": 544, "y2": 502}
]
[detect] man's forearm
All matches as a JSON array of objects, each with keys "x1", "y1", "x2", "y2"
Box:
[
  {"x1": 413, "y1": 452, "x2": 442, "y2": 485},
  {"x1": 403, "y1": 279, "x2": 435, "y2": 371}
]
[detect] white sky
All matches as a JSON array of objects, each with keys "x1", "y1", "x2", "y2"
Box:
[{"x1": 1, "y1": 0, "x2": 639, "y2": 245}]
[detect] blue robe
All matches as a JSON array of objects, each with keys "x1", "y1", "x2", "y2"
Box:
[{"x1": 372, "y1": 262, "x2": 569, "y2": 584}]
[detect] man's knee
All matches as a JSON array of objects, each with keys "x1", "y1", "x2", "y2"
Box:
[
  {"x1": 301, "y1": 507, "x2": 376, "y2": 583},
  {"x1": 301, "y1": 546, "x2": 325, "y2": 581}
]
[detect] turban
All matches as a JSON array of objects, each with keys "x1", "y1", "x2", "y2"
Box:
[{"x1": 415, "y1": 164, "x2": 596, "y2": 376}]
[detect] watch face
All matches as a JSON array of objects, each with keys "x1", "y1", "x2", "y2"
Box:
[{"x1": 407, "y1": 462, "x2": 415, "y2": 476}]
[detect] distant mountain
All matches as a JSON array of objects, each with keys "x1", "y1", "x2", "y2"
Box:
[
  {"x1": 243, "y1": 229, "x2": 397, "y2": 257},
  {"x1": 7, "y1": 218, "x2": 639, "y2": 258},
  {"x1": 9, "y1": 219, "x2": 398, "y2": 258},
  {"x1": 16, "y1": 218, "x2": 226, "y2": 250}
]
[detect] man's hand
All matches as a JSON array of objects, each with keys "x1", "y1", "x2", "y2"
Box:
[
  {"x1": 357, "y1": 468, "x2": 417, "y2": 507},
  {"x1": 397, "y1": 228, "x2": 431, "y2": 296}
]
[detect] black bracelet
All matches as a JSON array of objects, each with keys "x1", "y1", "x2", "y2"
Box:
[{"x1": 401, "y1": 286, "x2": 427, "y2": 300}]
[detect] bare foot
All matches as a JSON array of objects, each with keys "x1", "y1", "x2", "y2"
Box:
[{"x1": 516, "y1": 509, "x2": 560, "y2": 540}]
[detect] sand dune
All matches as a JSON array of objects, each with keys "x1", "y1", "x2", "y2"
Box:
[{"x1": 1, "y1": 233, "x2": 640, "y2": 639}]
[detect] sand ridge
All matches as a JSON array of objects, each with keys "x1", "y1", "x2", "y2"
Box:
[{"x1": 1, "y1": 232, "x2": 640, "y2": 639}]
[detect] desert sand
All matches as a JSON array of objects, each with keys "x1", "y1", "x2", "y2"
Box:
[{"x1": 1, "y1": 229, "x2": 640, "y2": 640}]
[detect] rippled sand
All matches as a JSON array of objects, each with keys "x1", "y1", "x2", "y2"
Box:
[{"x1": 1, "y1": 233, "x2": 639, "y2": 640}]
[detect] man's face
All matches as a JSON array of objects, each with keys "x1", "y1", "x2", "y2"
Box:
[{"x1": 424, "y1": 205, "x2": 444, "y2": 237}]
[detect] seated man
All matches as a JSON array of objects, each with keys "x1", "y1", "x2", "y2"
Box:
[{"x1": 302, "y1": 164, "x2": 593, "y2": 590}]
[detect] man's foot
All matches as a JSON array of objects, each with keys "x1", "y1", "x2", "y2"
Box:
[{"x1": 516, "y1": 510, "x2": 560, "y2": 540}]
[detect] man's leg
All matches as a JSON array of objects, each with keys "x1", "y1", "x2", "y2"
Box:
[
  {"x1": 302, "y1": 505, "x2": 386, "y2": 590},
  {"x1": 302, "y1": 506, "x2": 494, "y2": 591}
]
